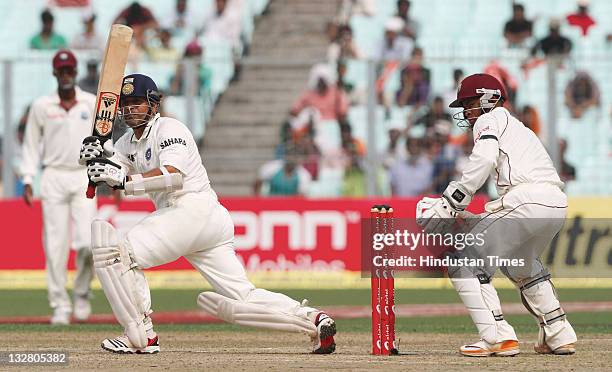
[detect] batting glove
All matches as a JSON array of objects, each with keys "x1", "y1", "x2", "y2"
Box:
[
  {"x1": 87, "y1": 158, "x2": 126, "y2": 189},
  {"x1": 79, "y1": 136, "x2": 115, "y2": 166}
]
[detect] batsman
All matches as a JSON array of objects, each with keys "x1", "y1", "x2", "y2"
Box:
[
  {"x1": 79, "y1": 74, "x2": 336, "y2": 354},
  {"x1": 416, "y1": 73, "x2": 577, "y2": 357}
]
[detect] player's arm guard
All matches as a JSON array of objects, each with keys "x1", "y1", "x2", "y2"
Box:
[
  {"x1": 124, "y1": 171, "x2": 183, "y2": 196},
  {"x1": 442, "y1": 181, "x2": 473, "y2": 211}
]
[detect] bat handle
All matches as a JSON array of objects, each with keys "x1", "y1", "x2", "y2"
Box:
[{"x1": 86, "y1": 181, "x2": 96, "y2": 199}]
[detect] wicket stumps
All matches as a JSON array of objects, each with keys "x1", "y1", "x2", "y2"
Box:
[{"x1": 371, "y1": 205, "x2": 398, "y2": 355}]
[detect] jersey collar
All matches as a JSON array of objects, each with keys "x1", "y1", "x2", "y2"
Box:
[{"x1": 130, "y1": 113, "x2": 160, "y2": 142}]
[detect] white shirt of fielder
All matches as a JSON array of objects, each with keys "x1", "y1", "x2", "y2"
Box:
[
  {"x1": 459, "y1": 106, "x2": 563, "y2": 198},
  {"x1": 21, "y1": 87, "x2": 96, "y2": 184},
  {"x1": 111, "y1": 113, "x2": 212, "y2": 209}
]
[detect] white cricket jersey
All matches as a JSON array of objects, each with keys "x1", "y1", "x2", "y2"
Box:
[
  {"x1": 20, "y1": 87, "x2": 96, "y2": 184},
  {"x1": 459, "y1": 107, "x2": 563, "y2": 197},
  {"x1": 112, "y1": 114, "x2": 212, "y2": 209}
]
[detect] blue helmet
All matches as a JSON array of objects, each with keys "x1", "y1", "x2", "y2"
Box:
[{"x1": 120, "y1": 73, "x2": 161, "y2": 106}]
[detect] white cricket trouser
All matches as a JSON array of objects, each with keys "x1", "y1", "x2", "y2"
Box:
[
  {"x1": 124, "y1": 191, "x2": 316, "y2": 323},
  {"x1": 451, "y1": 183, "x2": 576, "y2": 348},
  {"x1": 40, "y1": 167, "x2": 96, "y2": 310}
]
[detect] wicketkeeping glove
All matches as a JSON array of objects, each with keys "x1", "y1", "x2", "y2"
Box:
[
  {"x1": 87, "y1": 158, "x2": 126, "y2": 189},
  {"x1": 416, "y1": 196, "x2": 458, "y2": 234}
]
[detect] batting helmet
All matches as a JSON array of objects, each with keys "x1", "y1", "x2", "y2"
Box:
[
  {"x1": 120, "y1": 73, "x2": 162, "y2": 106},
  {"x1": 449, "y1": 73, "x2": 506, "y2": 108}
]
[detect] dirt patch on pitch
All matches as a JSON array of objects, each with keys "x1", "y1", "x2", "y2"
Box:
[{"x1": 3, "y1": 331, "x2": 611, "y2": 371}]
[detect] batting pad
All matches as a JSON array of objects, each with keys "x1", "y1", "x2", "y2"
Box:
[
  {"x1": 198, "y1": 292, "x2": 317, "y2": 337},
  {"x1": 92, "y1": 220, "x2": 148, "y2": 349}
]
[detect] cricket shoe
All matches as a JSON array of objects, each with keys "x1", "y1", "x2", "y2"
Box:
[
  {"x1": 50, "y1": 307, "x2": 71, "y2": 325},
  {"x1": 534, "y1": 342, "x2": 576, "y2": 355},
  {"x1": 312, "y1": 312, "x2": 336, "y2": 354},
  {"x1": 460, "y1": 340, "x2": 520, "y2": 357},
  {"x1": 101, "y1": 335, "x2": 160, "y2": 354},
  {"x1": 73, "y1": 295, "x2": 91, "y2": 322}
]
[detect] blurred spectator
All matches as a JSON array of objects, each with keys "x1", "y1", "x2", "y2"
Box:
[
  {"x1": 559, "y1": 139, "x2": 576, "y2": 183},
  {"x1": 484, "y1": 59, "x2": 518, "y2": 107},
  {"x1": 339, "y1": 0, "x2": 377, "y2": 21},
  {"x1": 13, "y1": 107, "x2": 30, "y2": 197},
  {"x1": 396, "y1": 0, "x2": 419, "y2": 40},
  {"x1": 71, "y1": 12, "x2": 104, "y2": 51},
  {"x1": 148, "y1": 29, "x2": 181, "y2": 62},
  {"x1": 275, "y1": 120, "x2": 294, "y2": 159},
  {"x1": 254, "y1": 146, "x2": 311, "y2": 196},
  {"x1": 428, "y1": 123, "x2": 459, "y2": 193},
  {"x1": 412, "y1": 96, "x2": 452, "y2": 132},
  {"x1": 114, "y1": 2, "x2": 158, "y2": 48},
  {"x1": 503, "y1": 3, "x2": 533, "y2": 47},
  {"x1": 336, "y1": 60, "x2": 357, "y2": 103},
  {"x1": 566, "y1": 0, "x2": 596, "y2": 37},
  {"x1": 531, "y1": 19, "x2": 572, "y2": 57},
  {"x1": 328, "y1": 24, "x2": 363, "y2": 62},
  {"x1": 326, "y1": 21, "x2": 340, "y2": 47},
  {"x1": 202, "y1": 0, "x2": 243, "y2": 48},
  {"x1": 520, "y1": 105, "x2": 542, "y2": 136},
  {"x1": 291, "y1": 64, "x2": 349, "y2": 121},
  {"x1": 298, "y1": 133, "x2": 321, "y2": 181},
  {"x1": 341, "y1": 142, "x2": 366, "y2": 197},
  {"x1": 389, "y1": 137, "x2": 433, "y2": 196},
  {"x1": 381, "y1": 125, "x2": 407, "y2": 169},
  {"x1": 78, "y1": 60, "x2": 100, "y2": 94},
  {"x1": 564, "y1": 71, "x2": 600, "y2": 119},
  {"x1": 29, "y1": 9, "x2": 67, "y2": 50},
  {"x1": 443, "y1": 68, "x2": 464, "y2": 110},
  {"x1": 168, "y1": 41, "x2": 213, "y2": 96},
  {"x1": 161, "y1": 0, "x2": 200, "y2": 34},
  {"x1": 340, "y1": 122, "x2": 366, "y2": 160},
  {"x1": 376, "y1": 17, "x2": 413, "y2": 61},
  {"x1": 396, "y1": 47, "x2": 430, "y2": 108}
]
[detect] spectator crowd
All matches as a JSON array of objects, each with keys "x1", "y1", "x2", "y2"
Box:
[{"x1": 257, "y1": 0, "x2": 589, "y2": 197}]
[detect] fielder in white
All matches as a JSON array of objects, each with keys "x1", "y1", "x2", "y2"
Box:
[
  {"x1": 79, "y1": 74, "x2": 336, "y2": 354},
  {"x1": 416, "y1": 73, "x2": 577, "y2": 357},
  {"x1": 21, "y1": 50, "x2": 97, "y2": 325}
]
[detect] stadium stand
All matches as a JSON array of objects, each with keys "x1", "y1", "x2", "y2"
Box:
[{"x1": 1, "y1": 0, "x2": 612, "y2": 197}]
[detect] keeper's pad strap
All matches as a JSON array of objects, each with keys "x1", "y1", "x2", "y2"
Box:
[{"x1": 539, "y1": 307, "x2": 566, "y2": 326}]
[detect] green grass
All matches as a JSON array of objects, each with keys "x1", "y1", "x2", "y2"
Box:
[
  {"x1": 1, "y1": 312, "x2": 610, "y2": 334},
  {"x1": 1, "y1": 288, "x2": 610, "y2": 317},
  {"x1": 1, "y1": 288, "x2": 610, "y2": 334}
]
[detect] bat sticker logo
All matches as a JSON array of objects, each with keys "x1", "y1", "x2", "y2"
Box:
[{"x1": 95, "y1": 92, "x2": 119, "y2": 137}]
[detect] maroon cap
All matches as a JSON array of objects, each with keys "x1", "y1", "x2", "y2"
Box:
[
  {"x1": 449, "y1": 73, "x2": 506, "y2": 108},
  {"x1": 184, "y1": 40, "x2": 203, "y2": 57},
  {"x1": 53, "y1": 49, "x2": 77, "y2": 69}
]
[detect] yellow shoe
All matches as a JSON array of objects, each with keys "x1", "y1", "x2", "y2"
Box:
[
  {"x1": 534, "y1": 343, "x2": 575, "y2": 355},
  {"x1": 460, "y1": 340, "x2": 520, "y2": 357}
]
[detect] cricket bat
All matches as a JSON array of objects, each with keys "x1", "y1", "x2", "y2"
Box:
[{"x1": 86, "y1": 24, "x2": 133, "y2": 198}]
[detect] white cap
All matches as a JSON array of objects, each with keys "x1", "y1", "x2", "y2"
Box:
[
  {"x1": 385, "y1": 17, "x2": 405, "y2": 33},
  {"x1": 308, "y1": 63, "x2": 336, "y2": 89},
  {"x1": 577, "y1": 0, "x2": 589, "y2": 6}
]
